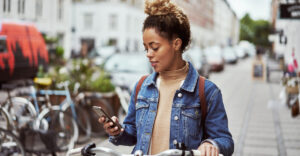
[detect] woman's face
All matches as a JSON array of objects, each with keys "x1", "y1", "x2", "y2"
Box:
[{"x1": 143, "y1": 28, "x2": 182, "y2": 72}]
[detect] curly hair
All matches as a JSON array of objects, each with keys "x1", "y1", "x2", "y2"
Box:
[{"x1": 143, "y1": 0, "x2": 191, "y2": 52}]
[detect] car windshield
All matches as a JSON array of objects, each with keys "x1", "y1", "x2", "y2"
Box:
[{"x1": 105, "y1": 54, "x2": 149, "y2": 73}]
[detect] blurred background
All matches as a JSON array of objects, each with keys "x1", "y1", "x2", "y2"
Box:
[{"x1": 0, "y1": 0, "x2": 300, "y2": 156}]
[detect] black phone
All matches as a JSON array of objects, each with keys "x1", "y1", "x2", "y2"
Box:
[{"x1": 93, "y1": 106, "x2": 122, "y2": 129}]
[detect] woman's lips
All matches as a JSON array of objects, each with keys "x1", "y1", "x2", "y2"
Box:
[{"x1": 150, "y1": 61, "x2": 158, "y2": 67}]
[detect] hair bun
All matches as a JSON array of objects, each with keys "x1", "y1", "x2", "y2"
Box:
[{"x1": 145, "y1": 0, "x2": 177, "y2": 16}]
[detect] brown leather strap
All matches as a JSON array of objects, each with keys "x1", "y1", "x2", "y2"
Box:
[
  {"x1": 134, "y1": 75, "x2": 148, "y2": 104},
  {"x1": 199, "y1": 76, "x2": 207, "y2": 131}
]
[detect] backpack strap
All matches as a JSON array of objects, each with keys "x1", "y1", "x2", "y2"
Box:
[
  {"x1": 134, "y1": 75, "x2": 148, "y2": 104},
  {"x1": 199, "y1": 76, "x2": 207, "y2": 138}
]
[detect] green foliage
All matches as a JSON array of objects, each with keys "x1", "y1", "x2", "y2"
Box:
[
  {"x1": 47, "y1": 59, "x2": 115, "y2": 93},
  {"x1": 239, "y1": 13, "x2": 272, "y2": 48},
  {"x1": 90, "y1": 71, "x2": 115, "y2": 92},
  {"x1": 69, "y1": 59, "x2": 115, "y2": 92},
  {"x1": 56, "y1": 46, "x2": 64, "y2": 58},
  {"x1": 37, "y1": 65, "x2": 46, "y2": 78},
  {"x1": 43, "y1": 36, "x2": 59, "y2": 44}
]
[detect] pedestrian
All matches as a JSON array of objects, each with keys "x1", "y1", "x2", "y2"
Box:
[{"x1": 98, "y1": 0, "x2": 234, "y2": 155}]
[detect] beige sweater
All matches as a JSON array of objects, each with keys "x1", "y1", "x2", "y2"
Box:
[{"x1": 150, "y1": 62, "x2": 189, "y2": 154}]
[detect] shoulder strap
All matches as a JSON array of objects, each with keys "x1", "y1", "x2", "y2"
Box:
[
  {"x1": 199, "y1": 76, "x2": 207, "y2": 129},
  {"x1": 134, "y1": 75, "x2": 148, "y2": 104}
]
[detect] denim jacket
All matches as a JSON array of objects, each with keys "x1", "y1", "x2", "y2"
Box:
[{"x1": 109, "y1": 62, "x2": 234, "y2": 156}]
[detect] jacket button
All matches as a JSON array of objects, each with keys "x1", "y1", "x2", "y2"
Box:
[
  {"x1": 173, "y1": 139, "x2": 178, "y2": 145},
  {"x1": 174, "y1": 116, "x2": 179, "y2": 120},
  {"x1": 178, "y1": 93, "x2": 182, "y2": 98}
]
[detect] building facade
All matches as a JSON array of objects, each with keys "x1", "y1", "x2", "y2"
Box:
[
  {"x1": 270, "y1": 0, "x2": 300, "y2": 65},
  {"x1": 0, "y1": 0, "x2": 72, "y2": 58},
  {"x1": 72, "y1": 0, "x2": 239, "y2": 56},
  {"x1": 72, "y1": 0, "x2": 145, "y2": 55}
]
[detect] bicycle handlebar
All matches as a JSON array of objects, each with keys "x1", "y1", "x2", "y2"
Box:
[{"x1": 67, "y1": 146, "x2": 223, "y2": 156}]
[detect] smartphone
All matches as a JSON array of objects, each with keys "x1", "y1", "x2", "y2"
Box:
[{"x1": 93, "y1": 106, "x2": 122, "y2": 129}]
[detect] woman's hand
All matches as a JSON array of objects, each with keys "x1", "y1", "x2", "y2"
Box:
[
  {"x1": 198, "y1": 142, "x2": 219, "y2": 156},
  {"x1": 98, "y1": 116, "x2": 124, "y2": 136}
]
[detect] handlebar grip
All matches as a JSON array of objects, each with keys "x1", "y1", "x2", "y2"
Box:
[
  {"x1": 191, "y1": 150, "x2": 223, "y2": 156},
  {"x1": 191, "y1": 150, "x2": 201, "y2": 155}
]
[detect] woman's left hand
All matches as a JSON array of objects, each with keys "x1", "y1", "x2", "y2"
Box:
[{"x1": 198, "y1": 142, "x2": 219, "y2": 156}]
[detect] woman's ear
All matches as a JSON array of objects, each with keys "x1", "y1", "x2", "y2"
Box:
[{"x1": 173, "y1": 38, "x2": 182, "y2": 51}]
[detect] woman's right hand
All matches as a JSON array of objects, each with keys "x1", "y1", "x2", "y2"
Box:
[{"x1": 98, "y1": 116, "x2": 124, "y2": 136}]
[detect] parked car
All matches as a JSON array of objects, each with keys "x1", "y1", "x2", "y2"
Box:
[
  {"x1": 204, "y1": 46, "x2": 225, "y2": 72},
  {"x1": 0, "y1": 21, "x2": 48, "y2": 83},
  {"x1": 103, "y1": 53, "x2": 152, "y2": 92},
  {"x1": 234, "y1": 45, "x2": 247, "y2": 59},
  {"x1": 223, "y1": 46, "x2": 238, "y2": 64},
  {"x1": 239, "y1": 40, "x2": 256, "y2": 57},
  {"x1": 183, "y1": 47, "x2": 210, "y2": 78}
]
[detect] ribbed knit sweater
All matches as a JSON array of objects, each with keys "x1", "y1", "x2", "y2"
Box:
[{"x1": 150, "y1": 62, "x2": 189, "y2": 154}]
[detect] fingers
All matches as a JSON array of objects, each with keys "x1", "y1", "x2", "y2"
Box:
[
  {"x1": 199, "y1": 142, "x2": 218, "y2": 156},
  {"x1": 98, "y1": 116, "x2": 123, "y2": 136},
  {"x1": 98, "y1": 116, "x2": 106, "y2": 123}
]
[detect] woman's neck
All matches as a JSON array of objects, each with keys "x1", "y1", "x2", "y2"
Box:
[{"x1": 159, "y1": 61, "x2": 189, "y2": 80}]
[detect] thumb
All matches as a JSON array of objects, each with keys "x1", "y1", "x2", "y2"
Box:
[{"x1": 111, "y1": 116, "x2": 118, "y2": 122}]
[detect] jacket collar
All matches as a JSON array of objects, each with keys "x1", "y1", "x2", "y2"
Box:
[{"x1": 144, "y1": 61, "x2": 199, "y2": 92}]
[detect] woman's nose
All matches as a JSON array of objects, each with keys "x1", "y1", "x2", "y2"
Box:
[{"x1": 146, "y1": 50, "x2": 154, "y2": 58}]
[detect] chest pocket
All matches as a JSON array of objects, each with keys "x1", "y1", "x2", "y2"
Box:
[
  {"x1": 181, "y1": 105, "x2": 201, "y2": 136},
  {"x1": 135, "y1": 99, "x2": 150, "y2": 128}
]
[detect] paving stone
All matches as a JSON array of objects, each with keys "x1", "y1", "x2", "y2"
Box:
[{"x1": 243, "y1": 146, "x2": 278, "y2": 155}]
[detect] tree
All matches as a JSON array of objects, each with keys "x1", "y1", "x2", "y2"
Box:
[{"x1": 239, "y1": 13, "x2": 272, "y2": 48}]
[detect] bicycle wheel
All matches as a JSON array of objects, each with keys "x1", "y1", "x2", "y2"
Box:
[
  {"x1": 0, "y1": 128, "x2": 25, "y2": 156},
  {"x1": 0, "y1": 107, "x2": 11, "y2": 130},
  {"x1": 5, "y1": 97, "x2": 37, "y2": 129},
  {"x1": 38, "y1": 106, "x2": 79, "y2": 152},
  {"x1": 64, "y1": 103, "x2": 92, "y2": 144}
]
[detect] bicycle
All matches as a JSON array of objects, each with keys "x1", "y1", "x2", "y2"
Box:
[
  {"x1": 0, "y1": 127, "x2": 25, "y2": 156},
  {"x1": 37, "y1": 80, "x2": 91, "y2": 144},
  {"x1": 66, "y1": 144, "x2": 222, "y2": 156},
  {"x1": 1, "y1": 79, "x2": 79, "y2": 154},
  {"x1": 0, "y1": 80, "x2": 37, "y2": 132}
]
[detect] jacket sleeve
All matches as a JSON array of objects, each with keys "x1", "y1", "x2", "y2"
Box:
[
  {"x1": 204, "y1": 88, "x2": 234, "y2": 156},
  {"x1": 109, "y1": 83, "x2": 138, "y2": 146}
]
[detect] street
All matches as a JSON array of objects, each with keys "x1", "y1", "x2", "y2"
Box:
[{"x1": 95, "y1": 57, "x2": 300, "y2": 156}]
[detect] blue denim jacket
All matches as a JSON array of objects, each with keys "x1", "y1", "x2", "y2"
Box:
[{"x1": 109, "y1": 62, "x2": 234, "y2": 156}]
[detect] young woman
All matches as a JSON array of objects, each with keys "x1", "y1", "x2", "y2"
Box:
[{"x1": 99, "y1": 0, "x2": 234, "y2": 155}]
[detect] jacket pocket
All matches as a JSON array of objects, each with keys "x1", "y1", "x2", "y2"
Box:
[
  {"x1": 135, "y1": 99, "x2": 150, "y2": 128},
  {"x1": 181, "y1": 105, "x2": 201, "y2": 137}
]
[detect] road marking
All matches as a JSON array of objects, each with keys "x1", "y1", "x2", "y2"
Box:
[
  {"x1": 268, "y1": 84, "x2": 287, "y2": 156},
  {"x1": 235, "y1": 85, "x2": 255, "y2": 156}
]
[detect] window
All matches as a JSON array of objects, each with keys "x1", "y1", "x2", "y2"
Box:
[
  {"x1": 109, "y1": 14, "x2": 117, "y2": 30},
  {"x1": 58, "y1": 0, "x2": 63, "y2": 20},
  {"x1": 3, "y1": 0, "x2": 11, "y2": 13},
  {"x1": 3, "y1": 0, "x2": 6, "y2": 12},
  {"x1": 8, "y1": 0, "x2": 11, "y2": 12},
  {"x1": 22, "y1": 0, "x2": 25, "y2": 14},
  {"x1": 84, "y1": 13, "x2": 93, "y2": 29},
  {"x1": 18, "y1": 0, "x2": 21, "y2": 14},
  {"x1": 0, "y1": 36, "x2": 7, "y2": 53},
  {"x1": 35, "y1": 0, "x2": 43, "y2": 17}
]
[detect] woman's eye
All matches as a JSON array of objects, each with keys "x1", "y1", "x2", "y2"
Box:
[
  {"x1": 152, "y1": 47, "x2": 158, "y2": 51},
  {"x1": 144, "y1": 49, "x2": 148, "y2": 52}
]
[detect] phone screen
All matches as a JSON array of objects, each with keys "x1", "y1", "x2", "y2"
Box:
[{"x1": 93, "y1": 106, "x2": 122, "y2": 129}]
